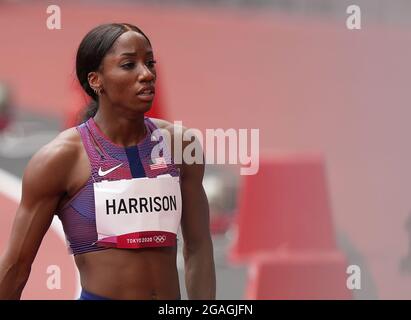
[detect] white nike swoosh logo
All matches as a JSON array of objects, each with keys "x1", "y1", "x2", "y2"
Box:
[{"x1": 98, "y1": 163, "x2": 123, "y2": 176}]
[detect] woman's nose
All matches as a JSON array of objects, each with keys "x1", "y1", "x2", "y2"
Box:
[{"x1": 138, "y1": 63, "x2": 155, "y2": 82}]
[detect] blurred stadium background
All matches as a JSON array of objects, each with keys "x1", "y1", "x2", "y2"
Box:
[{"x1": 1, "y1": 0, "x2": 411, "y2": 299}]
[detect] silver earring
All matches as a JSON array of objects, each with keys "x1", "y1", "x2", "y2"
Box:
[{"x1": 93, "y1": 87, "x2": 102, "y2": 96}]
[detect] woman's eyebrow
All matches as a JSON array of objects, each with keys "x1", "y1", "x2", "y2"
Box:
[
  {"x1": 119, "y1": 50, "x2": 153, "y2": 57},
  {"x1": 120, "y1": 51, "x2": 137, "y2": 57}
]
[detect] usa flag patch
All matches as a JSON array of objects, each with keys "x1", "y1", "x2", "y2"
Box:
[{"x1": 149, "y1": 157, "x2": 168, "y2": 170}]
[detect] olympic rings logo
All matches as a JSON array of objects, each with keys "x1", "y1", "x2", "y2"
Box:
[{"x1": 153, "y1": 235, "x2": 166, "y2": 243}]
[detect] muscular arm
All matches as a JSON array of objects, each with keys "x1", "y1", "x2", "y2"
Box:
[
  {"x1": 180, "y1": 136, "x2": 216, "y2": 300},
  {"x1": 0, "y1": 133, "x2": 76, "y2": 299},
  {"x1": 148, "y1": 118, "x2": 216, "y2": 299}
]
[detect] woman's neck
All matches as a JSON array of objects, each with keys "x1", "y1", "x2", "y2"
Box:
[{"x1": 93, "y1": 106, "x2": 147, "y2": 147}]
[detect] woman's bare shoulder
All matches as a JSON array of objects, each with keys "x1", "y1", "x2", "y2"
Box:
[
  {"x1": 23, "y1": 127, "x2": 82, "y2": 187},
  {"x1": 34, "y1": 127, "x2": 81, "y2": 162}
]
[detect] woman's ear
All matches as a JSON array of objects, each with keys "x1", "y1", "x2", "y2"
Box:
[{"x1": 87, "y1": 71, "x2": 101, "y2": 90}]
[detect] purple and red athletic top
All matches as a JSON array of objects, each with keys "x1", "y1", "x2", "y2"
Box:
[{"x1": 56, "y1": 117, "x2": 179, "y2": 255}]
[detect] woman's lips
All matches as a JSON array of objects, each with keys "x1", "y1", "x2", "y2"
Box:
[
  {"x1": 136, "y1": 86, "x2": 155, "y2": 101},
  {"x1": 136, "y1": 91, "x2": 154, "y2": 101}
]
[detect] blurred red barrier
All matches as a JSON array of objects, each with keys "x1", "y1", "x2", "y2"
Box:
[
  {"x1": 245, "y1": 251, "x2": 352, "y2": 299},
  {"x1": 210, "y1": 211, "x2": 235, "y2": 235},
  {"x1": 0, "y1": 117, "x2": 9, "y2": 132},
  {"x1": 229, "y1": 153, "x2": 351, "y2": 299},
  {"x1": 230, "y1": 153, "x2": 338, "y2": 262}
]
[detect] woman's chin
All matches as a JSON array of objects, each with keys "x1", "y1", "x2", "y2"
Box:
[{"x1": 131, "y1": 102, "x2": 153, "y2": 114}]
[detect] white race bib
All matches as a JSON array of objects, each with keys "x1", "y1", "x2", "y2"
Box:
[{"x1": 93, "y1": 175, "x2": 182, "y2": 248}]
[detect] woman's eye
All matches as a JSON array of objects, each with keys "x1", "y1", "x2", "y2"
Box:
[
  {"x1": 147, "y1": 60, "x2": 157, "y2": 68},
  {"x1": 121, "y1": 62, "x2": 135, "y2": 69}
]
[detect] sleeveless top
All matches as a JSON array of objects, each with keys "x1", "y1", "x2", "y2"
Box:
[{"x1": 56, "y1": 117, "x2": 180, "y2": 255}]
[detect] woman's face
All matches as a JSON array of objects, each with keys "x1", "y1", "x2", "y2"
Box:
[{"x1": 99, "y1": 30, "x2": 156, "y2": 114}]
